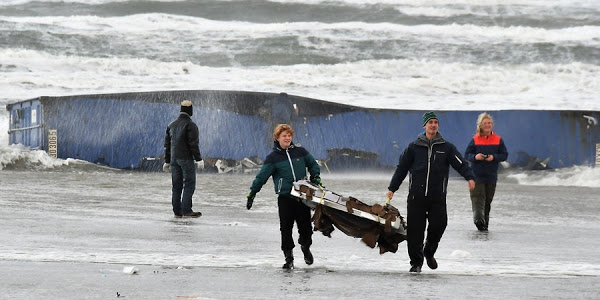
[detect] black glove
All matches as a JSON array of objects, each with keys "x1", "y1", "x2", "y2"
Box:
[
  {"x1": 311, "y1": 176, "x2": 324, "y2": 188},
  {"x1": 247, "y1": 193, "x2": 256, "y2": 210}
]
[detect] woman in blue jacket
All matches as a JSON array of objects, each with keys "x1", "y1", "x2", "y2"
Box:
[
  {"x1": 464, "y1": 113, "x2": 509, "y2": 231},
  {"x1": 246, "y1": 124, "x2": 322, "y2": 269}
]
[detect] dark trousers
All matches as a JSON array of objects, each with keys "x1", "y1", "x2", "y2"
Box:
[
  {"x1": 171, "y1": 159, "x2": 197, "y2": 215},
  {"x1": 406, "y1": 194, "x2": 447, "y2": 267},
  {"x1": 278, "y1": 194, "x2": 313, "y2": 251},
  {"x1": 470, "y1": 181, "x2": 497, "y2": 227}
]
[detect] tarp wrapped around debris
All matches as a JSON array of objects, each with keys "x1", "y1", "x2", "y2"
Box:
[{"x1": 291, "y1": 180, "x2": 406, "y2": 254}]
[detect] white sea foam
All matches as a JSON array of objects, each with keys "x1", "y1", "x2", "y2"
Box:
[
  {"x1": 0, "y1": 243, "x2": 596, "y2": 278},
  {"x1": 0, "y1": 143, "x2": 102, "y2": 170},
  {"x1": 450, "y1": 249, "x2": 472, "y2": 258},
  {"x1": 1, "y1": 12, "x2": 598, "y2": 113},
  {"x1": 396, "y1": 3, "x2": 600, "y2": 18},
  {"x1": 0, "y1": 114, "x2": 7, "y2": 146},
  {"x1": 0, "y1": 144, "x2": 64, "y2": 170},
  {"x1": 2, "y1": 49, "x2": 598, "y2": 111},
  {"x1": 507, "y1": 166, "x2": 600, "y2": 188},
  {"x1": 270, "y1": 0, "x2": 600, "y2": 7},
  {"x1": 2, "y1": 0, "x2": 599, "y2": 11},
  {"x1": 0, "y1": 0, "x2": 185, "y2": 5},
  {"x1": 2, "y1": 14, "x2": 599, "y2": 46}
]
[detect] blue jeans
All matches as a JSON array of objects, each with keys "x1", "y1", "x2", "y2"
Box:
[{"x1": 171, "y1": 159, "x2": 197, "y2": 215}]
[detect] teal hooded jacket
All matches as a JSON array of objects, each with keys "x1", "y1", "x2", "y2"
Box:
[{"x1": 250, "y1": 141, "x2": 320, "y2": 196}]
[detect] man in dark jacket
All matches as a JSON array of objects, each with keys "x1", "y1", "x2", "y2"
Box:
[
  {"x1": 246, "y1": 124, "x2": 322, "y2": 269},
  {"x1": 386, "y1": 112, "x2": 475, "y2": 273},
  {"x1": 464, "y1": 112, "x2": 508, "y2": 231},
  {"x1": 163, "y1": 100, "x2": 204, "y2": 218}
]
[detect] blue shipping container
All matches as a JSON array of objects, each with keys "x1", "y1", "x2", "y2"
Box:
[{"x1": 6, "y1": 90, "x2": 600, "y2": 170}]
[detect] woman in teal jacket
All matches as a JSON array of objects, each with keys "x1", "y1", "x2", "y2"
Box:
[{"x1": 247, "y1": 124, "x2": 322, "y2": 269}]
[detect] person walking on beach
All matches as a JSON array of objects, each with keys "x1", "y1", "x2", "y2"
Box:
[
  {"x1": 386, "y1": 112, "x2": 475, "y2": 273},
  {"x1": 246, "y1": 124, "x2": 322, "y2": 269},
  {"x1": 163, "y1": 100, "x2": 204, "y2": 218},
  {"x1": 464, "y1": 112, "x2": 508, "y2": 231}
]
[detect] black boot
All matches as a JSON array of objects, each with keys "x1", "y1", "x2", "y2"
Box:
[
  {"x1": 301, "y1": 246, "x2": 313, "y2": 265},
  {"x1": 475, "y1": 220, "x2": 487, "y2": 231},
  {"x1": 282, "y1": 250, "x2": 294, "y2": 269},
  {"x1": 425, "y1": 256, "x2": 438, "y2": 270},
  {"x1": 409, "y1": 265, "x2": 422, "y2": 273},
  {"x1": 423, "y1": 242, "x2": 438, "y2": 270}
]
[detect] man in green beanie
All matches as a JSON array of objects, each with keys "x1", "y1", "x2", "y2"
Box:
[{"x1": 386, "y1": 111, "x2": 475, "y2": 273}]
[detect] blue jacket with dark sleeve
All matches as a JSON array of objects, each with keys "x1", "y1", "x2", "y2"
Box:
[{"x1": 464, "y1": 132, "x2": 508, "y2": 183}]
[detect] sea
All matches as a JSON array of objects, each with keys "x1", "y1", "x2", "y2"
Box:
[{"x1": 1, "y1": 0, "x2": 600, "y2": 299}]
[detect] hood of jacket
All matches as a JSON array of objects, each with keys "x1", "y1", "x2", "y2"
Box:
[{"x1": 415, "y1": 132, "x2": 444, "y2": 147}]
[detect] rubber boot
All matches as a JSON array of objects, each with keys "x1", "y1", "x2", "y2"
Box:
[
  {"x1": 409, "y1": 265, "x2": 422, "y2": 273},
  {"x1": 301, "y1": 246, "x2": 313, "y2": 265},
  {"x1": 475, "y1": 220, "x2": 487, "y2": 231},
  {"x1": 424, "y1": 242, "x2": 438, "y2": 270},
  {"x1": 282, "y1": 250, "x2": 294, "y2": 269}
]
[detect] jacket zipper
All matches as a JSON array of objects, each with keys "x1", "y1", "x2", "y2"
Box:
[
  {"x1": 286, "y1": 149, "x2": 297, "y2": 182},
  {"x1": 426, "y1": 145, "x2": 431, "y2": 196},
  {"x1": 425, "y1": 140, "x2": 444, "y2": 196},
  {"x1": 443, "y1": 177, "x2": 447, "y2": 193}
]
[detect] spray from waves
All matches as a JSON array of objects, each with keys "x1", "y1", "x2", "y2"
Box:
[
  {"x1": 507, "y1": 166, "x2": 600, "y2": 188},
  {"x1": 0, "y1": 113, "x2": 7, "y2": 146},
  {"x1": 2, "y1": 49, "x2": 599, "y2": 111},
  {"x1": 0, "y1": 144, "x2": 120, "y2": 172}
]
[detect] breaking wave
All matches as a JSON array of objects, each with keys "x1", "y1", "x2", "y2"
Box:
[
  {"x1": 506, "y1": 166, "x2": 600, "y2": 188},
  {"x1": 0, "y1": 144, "x2": 119, "y2": 172}
]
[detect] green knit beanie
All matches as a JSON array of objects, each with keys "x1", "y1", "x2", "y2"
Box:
[{"x1": 422, "y1": 111, "x2": 438, "y2": 126}]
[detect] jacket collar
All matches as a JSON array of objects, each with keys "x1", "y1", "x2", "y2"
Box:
[
  {"x1": 478, "y1": 130, "x2": 496, "y2": 137},
  {"x1": 416, "y1": 131, "x2": 444, "y2": 146},
  {"x1": 273, "y1": 141, "x2": 296, "y2": 152}
]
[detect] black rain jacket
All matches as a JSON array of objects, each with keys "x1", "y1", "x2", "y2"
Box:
[
  {"x1": 164, "y1": 113, "x2": 202, "y2": 163},
  {"x1": 388, "y1": 132, "x2": 474, "y2": 198}
]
